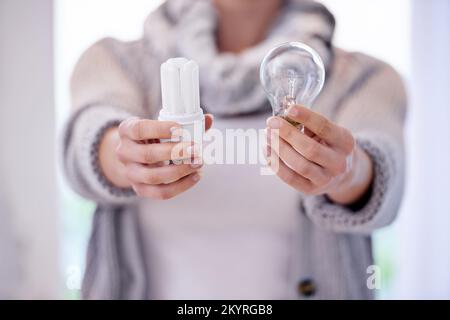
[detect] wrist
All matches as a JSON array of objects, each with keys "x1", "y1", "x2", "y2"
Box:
[
  {"x1": 327, "y1": 146, "x2": 374, "y2": 206},
  {"x1": 98, "y1": 127, "x2": 132, "y2": 189}
]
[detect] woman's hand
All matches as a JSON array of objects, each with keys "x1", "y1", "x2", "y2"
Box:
[
  {"x1": 98, "y1": 115, "x2": 213, "y2": 200},
  {"x1": 266, "y1": 105, "x2": 373, "y2": 205}
]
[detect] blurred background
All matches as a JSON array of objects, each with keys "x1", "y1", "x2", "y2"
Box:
[{"x1": 0, "y1": 0, "x2": 449, "y2": 299}]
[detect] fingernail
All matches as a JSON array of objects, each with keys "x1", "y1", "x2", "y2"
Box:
[
  {"x1": 267, "y1": 117, "x2": 281, "y2": 129},
  {"x1": 288, "y1": 106, "x2": 300, "y2": 117},
  {"x1": 191, "y1": 162, "x2": 203, "y2": 169},
  {"x1": 192, "y1": 173, "x2": 201, "y2": 182},
  {"x1": 170, "y1": 127, "x2": 183, "y2": 137}
]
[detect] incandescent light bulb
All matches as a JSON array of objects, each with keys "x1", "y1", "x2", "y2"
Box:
[{"x1": 260, "y1": 42, "x2": 325, "y2": 127}]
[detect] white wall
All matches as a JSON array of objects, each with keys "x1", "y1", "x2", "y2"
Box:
[
  {"x1": 55, "y1": 0, "x2": 163, "y2": 124},
  {"x1": 0, "y1": 0, "x2": 59, "y2": 298},
  {"x1": 394, "y1": 0, "x2": 450, "y2": 299},
  {"x1": 322, "y1": 0, "x2": 411, "y2": 76}
]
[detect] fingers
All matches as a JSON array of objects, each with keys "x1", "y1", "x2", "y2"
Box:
[
  {"x1": 267, "y1": 117, "x2": 335, "y2": 168},
  {"x1": 266, "y1": 152, "x2": 314, "y2": 194},
  {"x1": 268, "y1": 134, "x2": 330, "y2": 186},
  {"x1": 116, "y1": 116, "x2": 209, "y2": 201},
  {"x1": 117, "y1": 139, "x2": 199, "y2": 165},
  {"x1": 126, "y1": 162, "x2": 202, "y2": 185},
  {"x1": 119, "y1": 115, "x2": 214, "y2": 141},
  {"x1": 119, "y1": 118, "x2": 181, "y2": 141},
  {"x1": 133, "y1": 172, "x2": 201, "y2": 200},
  {"x1": 285, "y1": 105, "x2": 354, "y2": 151}
]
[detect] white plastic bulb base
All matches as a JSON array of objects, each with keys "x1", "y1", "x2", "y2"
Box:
[
  {"x1": 159, "y1": 57, "x2": 205, "y2": 162},
  {"x1": 158, "y1": 109, "x2": 205, "y2": 146}
]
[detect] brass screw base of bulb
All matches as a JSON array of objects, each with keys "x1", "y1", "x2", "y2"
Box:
[
  {"x1": 281, "y1": 115, "x2": 302, "y2": 129},
  {"x1": 276, "y1": 97, "x2": 304, "y2": 130}
]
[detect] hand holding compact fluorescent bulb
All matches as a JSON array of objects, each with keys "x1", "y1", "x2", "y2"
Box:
[{"x1": 106, "y1": 58, "x2": 210, "y2": 200}]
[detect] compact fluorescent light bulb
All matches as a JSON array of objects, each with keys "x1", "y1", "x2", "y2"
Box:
[
  {"x1": 260, "y1": 42, "x2": 325, "y2": 127},
  {"x1": 159, "y1": 57, "x2": 205, "y2": 147}
]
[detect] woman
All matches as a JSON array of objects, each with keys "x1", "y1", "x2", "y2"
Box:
[{"x1": 63, "y1": 0, "x2": 406, "y2": 299}]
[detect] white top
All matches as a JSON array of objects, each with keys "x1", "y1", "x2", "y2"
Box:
[{"x1": 139, "y1": 113, "x2": 302, "y2": 299}]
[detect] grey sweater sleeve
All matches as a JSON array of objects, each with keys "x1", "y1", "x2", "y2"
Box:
[
  {"x1": 62, "y1": 105, "x2": 136, "y2": 205},
  {"x1": 303, "y1": 62, "x2": 407, "y2": 235}
]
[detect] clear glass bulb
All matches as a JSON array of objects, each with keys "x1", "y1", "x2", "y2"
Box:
[{"x1": 260, "y1": 42, "x2": 325, "y2": 126}]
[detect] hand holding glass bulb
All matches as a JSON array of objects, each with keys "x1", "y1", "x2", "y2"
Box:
[{"x1": 261, "y1": 42, "x2": 374, "y2": 205}]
